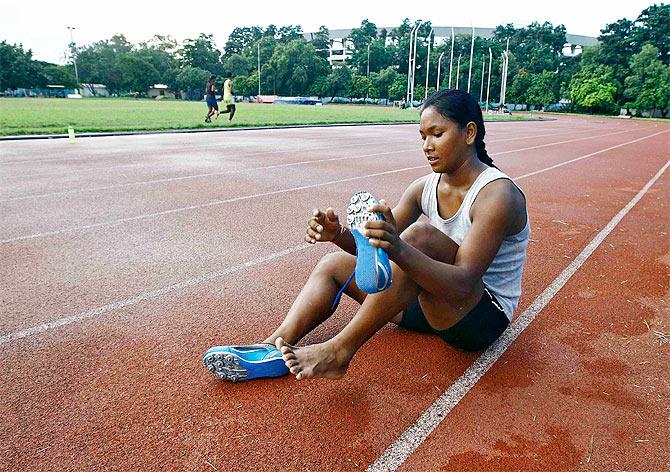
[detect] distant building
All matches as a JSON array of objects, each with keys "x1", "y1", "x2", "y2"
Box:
[
  {"x1": 44, "y1": 85, "x2": 68, "y2": 97},
  {"x1": 148, "y1": 84, "x2": 175, "y2": 99},
  {"x1": 304, "y1": 26, "x2": 598, "y2": 65},
  {"x1": 1, "y1": 85, "x2": 76, "y2": 97},
  {"x1": 78, "y1": 84, "x2": 109, "y2": 97},
  {"x1": 256, "y1": 95, "x2": 279, "y2": 103},
  {"x1": 327, "y1": 37, "x2": 353, "y2": 65}
]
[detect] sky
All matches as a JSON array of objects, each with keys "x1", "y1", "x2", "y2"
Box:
[{"x1": 0, "y1": 0, "x2": 660, "y2": 64}]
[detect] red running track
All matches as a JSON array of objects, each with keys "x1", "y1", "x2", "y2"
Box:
[{"x1": 0, "y1": 115, "x2": 668, "y2": 471}]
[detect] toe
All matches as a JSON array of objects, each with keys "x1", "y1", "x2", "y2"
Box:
[
  {"x1": 282, "y1": 352, "x2": 296, "y2": 362},
  {"x1": 289, "y1": 365, "x2": 302, "y2": 375},
  {"x1": 280, "y1": 345, "x2": 294, "y2": 355}
]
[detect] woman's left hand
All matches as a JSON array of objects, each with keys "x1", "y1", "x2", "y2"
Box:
[{"x1": 364, "y1": 199, "x2": 404, "y2": 258}]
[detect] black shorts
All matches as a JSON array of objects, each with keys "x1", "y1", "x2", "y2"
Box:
[{"x1": 399, "y1": 288, "x2": 510, "y2": 351}]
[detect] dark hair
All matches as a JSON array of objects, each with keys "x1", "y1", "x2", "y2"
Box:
[
  {"x1": 422, "y1": 89, "x2": 494, "y2": 167},
  {"x1": 209, "y1": 75, "x2": 217, "y2": 80}
]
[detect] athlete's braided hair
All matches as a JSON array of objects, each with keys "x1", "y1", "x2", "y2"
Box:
[{"x1": 422, "y1": 89, "x2": 495, "y2": 168}]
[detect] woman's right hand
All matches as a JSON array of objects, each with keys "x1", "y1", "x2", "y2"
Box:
[{"x1": 305, "y1": 208, "x2": 342, "y2": 244}]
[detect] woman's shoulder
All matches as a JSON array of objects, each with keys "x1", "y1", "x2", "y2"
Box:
[
  {"x1": 413, "y1": 173, "x2": 433, "y2": 186},
  {"x1": 471, "y1": 175, "x2": 527, "y2": 233},
  {"x1": 407, "y1": 173, "x2": 436, "y2": 196},
  {"x1": 476, "y1": 173, "x2": 524, "y2": 207},
  {"x1": 398, "y1": 174, "x2": 434, "y2": 210}
]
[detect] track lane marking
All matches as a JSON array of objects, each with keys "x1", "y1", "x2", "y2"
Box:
[
  {"x1": 0, "y1": 124, "x2": 612, "y2": 166},
  {"x1": 0, "y1": 244, "x2": 311, "y2": 345},
  {"x1": 0, "y1": 148, "x2": 417, "y2": 202},
  {"x1": 1, "y1": 130, "x2": 667, "y2": 345},
  {"x1": 0, "y1": 125, "x2": 582, "y2": 198},
  {"x1": 0, "y1": 166, "x2": 425, "y2": 243},
  {"x1": 0, "y1": 137, "x2": 395, "y2": 166},
  {"x1": 3, "y1": 128, "x2": 665, "y2": 244},
  {"x1": 0, "y1": 124, "x2": 614, "y2": 182},
  {"x1": 1, "y1": 138, "x2": 398, "y2": 179},
  {"x1": 366, "y1": 159, "x2": 670, "y2": 471},
  {"x1": 491, "y1": 126, "x2": 638, "y2": 156}
]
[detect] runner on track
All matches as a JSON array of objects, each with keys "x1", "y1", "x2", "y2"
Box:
[
  {"x1": 204, "y1": 75, "x2": 219, "y2": 123},
  {"x1": 219, "y1": 73, "x2": 236, "y2": 122},
  {"x1": 205, "y1": 89, "x2": 530, "y2": 381}
]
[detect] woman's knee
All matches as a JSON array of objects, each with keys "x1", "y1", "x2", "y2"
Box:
[
  {"x1": 400, "y1": 222, "x2": 459, "y2": 263},
  {"x1": 400, "y1": 222, "x2": 438, "y2": 250},
  {"x1": 313, "y1": 252, "x2": 354, "y2": 278}
]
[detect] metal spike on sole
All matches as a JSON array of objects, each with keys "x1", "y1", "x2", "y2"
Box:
[
  {"x1": 347, "y1": 191, "x2": 380, "y2": 232},
  {"x1": 203, "y1": 353, "x2": 249, "y2": 382}
]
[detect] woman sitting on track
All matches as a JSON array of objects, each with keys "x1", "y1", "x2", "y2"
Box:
[{"x1": 205, "y1": 89, "x2": 530, "y2": 381}]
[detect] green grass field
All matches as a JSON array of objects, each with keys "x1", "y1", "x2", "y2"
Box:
[{"x1": 0, "y1": 97, "x2": 535, "y2": 136}]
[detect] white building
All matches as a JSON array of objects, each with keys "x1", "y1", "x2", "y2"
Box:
[
  {"x1": 77, "y1": 84, "x2": 109, "y2": 97},
  {"x1": 148, "y1": 84, "x2": 176, "y2": 99},
  {"x1": 304, "y1": 26, "x2": 598, "y2": 65}
]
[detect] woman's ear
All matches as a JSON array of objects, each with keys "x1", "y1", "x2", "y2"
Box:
[{"x1": 465, "y1": 121, "x2": 477, "y2": 145}]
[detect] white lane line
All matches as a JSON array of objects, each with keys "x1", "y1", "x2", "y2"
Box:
[
  {"x1": 0, "y1": 127, "x2": 612, "y2": 200},
  {"x1": 0, "y1": 124, "x2": 600, "y2": 165},
  {"x1": 1, "y1": 138, "x2": 397, "y2": 179},
  {"x1": 3, "y1": 128, "x2": 666, "y2": 244},
  {"x1": 366, "y1": 159, "x2": 670, "y2": 472},
  {"x1": 1, "y1": 131, "x2": 666, "y2": 346},
  {"x1": 491, "y1": 126, "x2": 615, "y2": 144},
  {"x1": 0, "y1": 137, "x2": 393, "y2": 166},
  {"x1": 0, "y1": 243, "x2": 311, "y2": 346},
  {"x1": 492, "y1": 126, "x2": 638, "y2": 156},
  {"x1": 0, "y1": 166, "x2": 426, "y2": 244},
  {"x1": 0, "y1": 123, "x2": 637, "y2": 182},
  {"x1": 0, "y1": 148, "x2": 417, "y2": 202},
  {"x1": 514, "y1": 129, "x2": 670, "y2": 179}
]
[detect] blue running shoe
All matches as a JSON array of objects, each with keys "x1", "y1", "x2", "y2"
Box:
[
  {"x1": 347, "y1": 191, "x2": 393, "y2": 294},
  {"x1": 203, "y1": 344, "x2": 288, "y2": 382}
]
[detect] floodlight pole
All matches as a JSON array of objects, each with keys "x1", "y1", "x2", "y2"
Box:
[
  {"x1": 486, "y1": 48, "x2": 492, "y2": 112},
  {"x1": 455, "y1": 54, "x2": 462, "y2": 89},
  {"x1": 424, "y1": 29, "x2": 433, "y2": 101},
  {"x1": 480, "y1": 54, "x2": 485, "y2": 102},
  {"x1": 448, "y1": 27, "x2": 454, "y2": 88},
  {"x1": 502, "y1": 38, "x2": 510, "y2": 105},
  {"x1": 405, "y1": 28, "x2": 415, "y2": 103},
  {"x1": 499, "y1": 51, "x2": 508, "y2": 105},
  {"x1": 499, "y1": 53, "x2": 504, "y2": 104},
  {"x1": 67, "y1": 26, "x2": 79, "y2": 85},
  {"x1": 406, "y1": 24, "x2": 419, "y2": 106},
  {"x1": 436, "y1": 51, "x2": 445, "y2": 91},
  {"x1": 366, "y1": 42, "x2": 371, "y2": 100},
  {"x1": 467, "y1": 26, "x2": 475, "y2": 93},
  {"x1": 257, "y1": 43, "x2": 261, "y2": 96},
  {"x1": 410, "y1": 25, "x2": 420, "y2": 107}
]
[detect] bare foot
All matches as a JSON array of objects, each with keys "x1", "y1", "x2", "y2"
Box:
[{"x1": 275, "y1": 337, "x2": 351, "y2": 380}]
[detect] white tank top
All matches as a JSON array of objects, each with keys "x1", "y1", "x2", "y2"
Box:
[{"x1": 420, "y1": 167, "x2": 530, "y2": 320}]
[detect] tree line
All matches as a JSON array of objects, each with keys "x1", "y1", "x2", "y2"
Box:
[{"x1": 0, "y1": 4, "x2": 667, "y2": 115}]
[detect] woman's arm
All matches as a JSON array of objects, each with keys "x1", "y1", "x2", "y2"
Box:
[
  {"x1": 388, "y1": 175, "x2": 426, "y2": 234},
  {"x1": 368, "y1": 179, "x2": 525, "y2": 298},
  {"x1": 304, "y1": 176, "x2": 427, "y2": 256}
]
